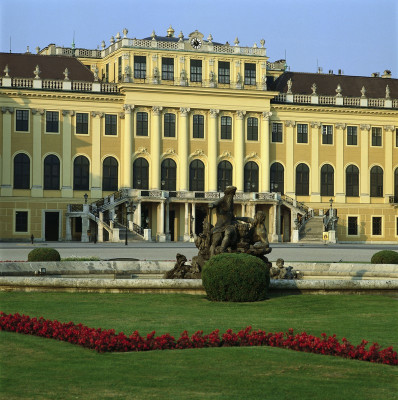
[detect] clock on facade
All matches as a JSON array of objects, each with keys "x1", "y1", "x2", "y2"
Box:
[{"x1": 190, "y1": 37, "x2": 202, "y2": 49}]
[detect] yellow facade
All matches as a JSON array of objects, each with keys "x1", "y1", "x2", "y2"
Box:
[{"x1": 1, "y1": 27, "x2": 397, "y2": 243}]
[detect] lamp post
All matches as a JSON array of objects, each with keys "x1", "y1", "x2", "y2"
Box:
[
  {"x1": 84, "y1": 193, "x2": 88, "y2": 204},
  {"x1": 124, "y1": 201, "x2": 137, "y2": 246}
]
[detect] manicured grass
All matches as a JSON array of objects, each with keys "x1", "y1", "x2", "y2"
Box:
[{"x1": 1, "y1": 293, "x2": 397, "y2": 399}]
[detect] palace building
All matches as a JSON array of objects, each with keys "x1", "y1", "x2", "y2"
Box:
[{"x1": 0, "y1": 26, "x2": 397, "y2": 243}]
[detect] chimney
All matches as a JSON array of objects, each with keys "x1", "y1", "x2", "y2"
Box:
[
  {"x1": 328, "y1": 69, "x2": 333, "y2": 74},
  {"x1": 371, "y1": 72, "x2": 380, "y2": 77},
  {"x1": 382, "y1": 70, "x2": 391, "y2": 78}
]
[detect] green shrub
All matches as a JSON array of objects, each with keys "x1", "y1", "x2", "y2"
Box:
[
  {"x1": 202, "y1": 253, "x2": 270, "y2": 302},
  {"x1": 28, "y1": 248, "x2": 61, "y2": 262},
  {"x1": 371, "y1": 250, "x2": 398, "y2": 264}
]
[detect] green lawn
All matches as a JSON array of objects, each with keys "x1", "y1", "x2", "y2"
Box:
[{"x1": 1, "y1": 292, "x2": 397, "y2": 399}]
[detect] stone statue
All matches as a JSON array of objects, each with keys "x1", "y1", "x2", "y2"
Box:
[
  {"x1": 163, "y1": 253, "x2": 200, "y2": 279},
  {"x1": 270, "y1": 258, "x2": 303, "y2": 280},
  {"x1": 209, "y1": 71, "x2": 215, "y2": 83},
  {"x1": 287, "y1": 78, "x2": 292, "y2": 94}
]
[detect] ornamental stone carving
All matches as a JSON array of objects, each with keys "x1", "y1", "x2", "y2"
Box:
[
  {"x1": 1, "y1": 107, "x2": 14, "y2": 114},
  {"x1": 164, "y1": 148, "x2": 176, "y2": 155},
  {"x1": 192, "y1": 149, "x2": 205, "y2": 157},
  {"x1": 284, "y1": 120, "x2": 296, "y2": 127},
  {"x1": 3, "y1": 64, "x2": 9, "y2": 77},
  {"x1": 360, "y1": 124, "x2": 371, "y2": 131},
  {"x1": 31, "y1": 109, "x2": 44, "y2": 115},
  {"x1": 335, "y1": 84, "x2": 342, "y2": 97},
  {"x1": 384, "y1": 125, "x2": 395, "y2": 131},
  {"x1": 122, "y1": 53, "x2": 129, "y2": 60},
  {"x1": 136, "y1": 147, "x2": 148, "y2": 155},
  {"x1": 335, "y1": 123, "x2": 346, "y2": 130},
  {"x1": 310, "y1": 122, "x2": 321, "y2": 128},
  {"x1": 262, "y1": 111, "x2": 272, "y2": 120},
  {"x1": 33, "y1": 65, "x2": 41, "y2": 79},
  {"x1": 91, "y1": 111, "x2": 104, "y2": 118},
  {"x1": 152, "y1": 106, "x2": 163, "y2": 115},
  {"x1": 236, "y1": 110, "x2": 246, "y2": 119},
  {"x1": 63, "y1": 68, "x2": 70, "y2": 81},
  {"x1": 123, "y1": 104, "x2": 134, "y2": 113},
  {"x1": 209, "y1": 109, "x2": 219, "y2": 118},
  {"x1": 311, "y1": 83, "x2": 317, "y2": 95},
  {"x1": 361, "y1": 86, "x2": 366, "y2": 98},
  {"x1": 287, "y1": 78, "x2": 292, "y2": 94},
  {"x1": 246, "y1": 152, "x2": 258, "y2": 160},
  {"x1": 179, "y1": 107, "x2": 190, "y2": 116},
  {"x1": 386, "y1": 85, "x2": 391, "y2": 99},
  {"x1": 220, "y1": 150, "x2": 232, "y2": 158},
  {"x1": 93, "y1": 66, "x2": 99, "y2": 82}
]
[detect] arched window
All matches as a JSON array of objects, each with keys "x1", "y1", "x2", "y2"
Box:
[
  {"x1": 395, "y1": 168, "x2": 398, "y2": 200},
  {"x1": 346, "y1": 165, "x2": 359, "y2": 197},
  {"x1": 217, "y1": 160, "x2": 232, "y2": 192},
  {"x1": 133, "y1": 158, "x2": 149, "y2": 189},
  {"x1": 320, "y1": 164, "x2": 334, "y2": 196},
  {"x1": 270, "y1": 162, "x2": 284, "y2": 194},
  {"x1": 102, "y1": 157, "x2": 118, "y2": 191},
  {"x1": 13, "y1": 153, "x2": 30, "y2": 189},
  {"x1": 73, "y1": 155, "x2": 89, "y2": 190},
  {"x1": 44, "y1": 154, "x2": 60, "y2": 190},
  {"x1": 189, "y1": 159, "x2": 205, "y2": 191},
  {"x1": 370, "y1": 166, "x2": 383, "y2": 197},
  {"x1": 161, "y1": 158, "x2": 176, "y2": 191},
  {"x1": 244, "y1": 162, "x2": 258, "y2": 192},
  {"x1": 296, "y1": 163, "x2": 309, "y2": 196}
]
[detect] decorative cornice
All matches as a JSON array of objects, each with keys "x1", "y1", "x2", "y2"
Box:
[
  {"x1": 310, "y1": 121, "x2": 322, "y2": 128},
  {"x1": 209, "y1": 109, "x2": 219, "y2": 118},
  {"x1": 152, "y1": 106, "x2": 163, "y2": 115},
  {"x1": 236, "y1": 110, "x2": 246, "y2": 119},
  {"x1": 360, "y1": 124, "x2": 371, "y2": 131},
  {"x1": 284, "y1": 120, "x2": 296, "y2": 127},
  {"x1": 262, "y1": 111, "x2": 272, "y2": 120},
  {"x1": 179, "y1": 107, "x2": 190, "y2": 116},
  {"x1": 335, "y1": 123, "x2": 346, "y2": 130}
]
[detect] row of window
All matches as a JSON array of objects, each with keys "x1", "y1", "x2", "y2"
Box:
[
  {"x1": 272, "y1": 123, "x2": 395, "y2": 146},
  {"x1": 131, "y1": 56, "x2": 257, "y2": 85},
  {"x1": 13, "y1": 153, "x2": 398, "y2": 198}
]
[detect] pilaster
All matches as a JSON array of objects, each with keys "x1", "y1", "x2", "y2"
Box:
[
  {"x1": 1, "y1": 107, "x2": 13, "y2": 196},
  {"x1": 122, "y1": 105, "x2": 134, "y2": 188},
  {"x1": 179, "y1": 107, "x2": 190, "y2": 191},
  {"x1": 151, "y1": 106, "x2": 163, "y2": 189},
  {"x1": 184, "y1": 202, "x2": 190, "y2": 241},
  {"x1": 335, "y1": 123, "x2": 346, "y2": 203},
  {"x1": 261, "y1": 111, "x2": 271, "y2": 192},
  {"x1": 90, "y1": 112, "x2": 104, "y2": 198},
  {"x1": 310, "y1": 122, "x2": 321, "y2": 202},
  {"x1": 61, "y1": 110, "x2": 73, "y2": 197},
  {"x1": 284, "y1": 120, "x2": 295, "y2": 196},
  {"x1": 208, "y1": 109, "x2": 219, "y2": 191},
  {"x1": 384, "y1": 125, "x2": 394, "y2": 199},
  {"x1": 360, "y1": 124, "x2": 370, "y2": 203},
  {"x1": 31, "y1": 109, "x2": 43, "y2": 197},
  {"x1": 235, "y1": 110, "x2": 246, "y2": 192}
]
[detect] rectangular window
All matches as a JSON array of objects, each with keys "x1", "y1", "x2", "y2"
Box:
[
  {"x1": 347, "y1": 216, "x2": 358, "y2": 236},
  {"x1": 118, "y1": 56, "x2": 122, "y2": 82},
  {"x1": 371, "y1": 127, "x2": 382, "y2": 146},
  {"x1": 372, "y1": 217, "x2": 382, "y2": 235},
  {"x1": 162, "y1": 58, "x2": 174, "y2": 81},
  {"x1": 16, "y1": 110, "x2": 29, "y2": 132},
  {"x1": 247, "y1": 117, "x2": 258, "y2": 141},
  {"x1": 190, "y1": 60, "x2": 202, "y2": 82},
  {"x1": 347, "y1": 126, "x2": 357, "y2": 145},
  {"x1": 297, "y1": 124, "x2": 308, "y2": 143},
  {"x1": 272, "y1": 122, "x2": 283, "y2": 142},
  {"x1": 244, "y1": 63, "x2": 256, "y2": 85},
  {"x1": 105, "y1": 114, "x2": 117, "y2": 135},
  {"x1": 396, "y1": 129, "x2": 398, "y2": 147},
  {"x1": 76, "y1": 113, "x2": 88, "y2": 134},
  {"x1": 193, "y1": 115, "x2": 204, "y2": 138},
  {"x1": 15, "y1": 211, "x2": 28, "y2": 232},
  {"x1": 136, "y1": 112, "x2": 148, "y2": 136},
  {"x1": 221, "y1": 116, "x2": 232, "y2": 140},
  {"x1": 134, "y1": 56, "x2": 146, "y2": 79},
  {"x1": 218, "y1": 61, "x2": 230, "y2": 84},
  {"x1": 164, "y1": 113, "x2": 175, "y2": 137},
  {"x1": 322, "y1": 125, "x2": 333, "y2": 144},
  {"x1": 46, "y1": 111, "x2": 59, "y2": 133}
]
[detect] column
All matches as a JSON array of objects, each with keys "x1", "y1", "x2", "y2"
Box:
[
  {"x1": 165, "y1": 201, "x2": 171, "y2": 241},
  {"x1": 384, "y1": 126, "x2": 394, "y2": 200},
  {"x1": 31, "y1": 109, "x2": 43, "y2": 197},
  {"x1": 122, "y1": 104, "x2": 134, "y2": 188},
  {"x1": 97, "y1": 212, "x2": 104, "y2": 243},
  {"x1": 360, "y1": 124, "x2": 370, "y2": 203},
  {"x1": 271, "y1": 203, "x2": 279, "y2": 242},
  {"x1": 310, "y1": 122, "x2": 321, "y2": 202},
  {"x1": 235, "y1": 110, "x2": 246, "y2": 192},
  {"x1": 208, "y1": 109, "x2": 219, "y2": 191},
  {"x1": 91, "y1": 112, "x2": 103, "y2": 198},
  {"x1": 191, "y1": 203, "x2": 196, "y2": 236},
  {"x1": 62, "y1": 110, "x2": 73, "y2": 197},
  {"x1": 134, "y1": 201, "x2": 142, "y2": 226},
  {"x1": 157, "y1": 201, "x2": 166, "y2": 242},
  {"x1": 261, "y1": 112, "x2": 271, "y2": 192},
  {"x1": 179, "y1": 108, "x2": 190, "y2": 191},
  {"x1": 241, "y1": 203, "x2": 245, "y2": 217},
  {"x1": 81, "y1": 216, "x2": 89, "y2": 243},
  {"x1": 1, "y1": 107, "x2": 13, "y2": 196},
  {"x1": 151, "y1": 106, "x2": 162, "y2": 189},
  {"x1": 285, "y1": 120, "x2": 295, "y2": 197},
  {"x1": 184, "y1": 202, "x2": 190, "y2": 241},
  {"x1": 335, "y1": 123, "x2": 346, "y2": 203},
  {"x1": 65, "y1": 216, "x2": 72, "y2": 241}
]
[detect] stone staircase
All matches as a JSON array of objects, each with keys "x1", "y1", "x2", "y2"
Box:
[
  {"x1": 299, "y1": 216, "x2": 325, "y2": 243},
  {"x1": 114, "y1": 221, "x2": 145, "y2": 242}
]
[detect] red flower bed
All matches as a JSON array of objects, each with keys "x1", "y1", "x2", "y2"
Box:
[{"x1": 0, "y1": 312, "x2": 396, "y2": 365}]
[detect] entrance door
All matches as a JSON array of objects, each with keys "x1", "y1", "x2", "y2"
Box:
[
  {"x1": 169, "y1": 210, "x2": 175, "y2": 241},
  {"x1": 195, "y1": 206, "x2": 207, "y2": 235},
  {"x1": 45, "y1": 212, "x2": 59, "y2": 241}
]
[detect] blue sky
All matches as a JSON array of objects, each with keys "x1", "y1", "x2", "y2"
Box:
[{"x1": 1, "y1": 0, "x2": 397, "y2": 77}]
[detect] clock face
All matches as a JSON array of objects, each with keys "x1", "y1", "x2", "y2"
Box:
[{"x1": 191, "y1": 37, "x2": 202, "y2": 49}]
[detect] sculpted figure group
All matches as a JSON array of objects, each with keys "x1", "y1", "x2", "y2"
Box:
[{"x1": 165, "y1": 186, "x2": 272, "y2": 279}]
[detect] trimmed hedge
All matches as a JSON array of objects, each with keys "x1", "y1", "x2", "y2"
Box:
[
  {"x1": 28, "y1": 248, "x2": 61, "y2": 262},
  {"x1": 202, "y1": 253, "x2": 270, "y2": 302},
  {"x1": 371, "y1": 250, "x2": 398, "y2": 264}
]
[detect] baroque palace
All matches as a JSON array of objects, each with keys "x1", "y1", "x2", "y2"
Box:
[{"x1": 0, "y1": 27, "x2": 397, "y2": 244}]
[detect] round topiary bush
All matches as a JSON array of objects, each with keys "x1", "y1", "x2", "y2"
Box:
[
  {"x1": 371, "y1": 250, "x2": 398, "y2": 264},
  {"x1": 28, "y1": 247, "x2": 61, "y2": 262},
  {"x1": 202, "y1": 253, "x2": 270, "y2": 302}
]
